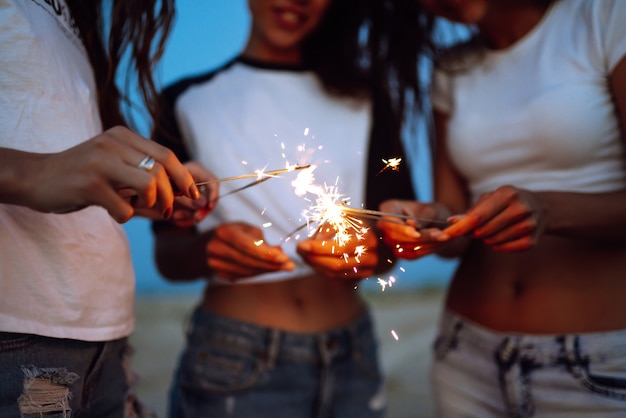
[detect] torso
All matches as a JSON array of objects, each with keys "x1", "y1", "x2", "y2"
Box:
[
  {"x1": 202, "y1": 275, "x2": 365, "y2": 332},
  {"x1": 447, "y1": 238, "x2": 626, "y2": 333}
]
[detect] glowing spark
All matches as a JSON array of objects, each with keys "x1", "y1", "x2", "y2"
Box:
[
  {"x1": 354, "y1": 245, "x2": 366, "y2": 263},
  {"x1": 254, "y1": 240, "x2": 264, "y2": 246},
  {"x1": 391, "y1": 330, "x2": 399, "y2": 341},
  {"x1": 304, "y1": 128, "x2": 310, "y2": 136},
  {"x1": 377, "y1": 157, "x2": 402, "y2": 175},
  {"x1": 300, "y1": 184, "x2": 370, "y2": 248},
  {"x1": 377, "y1": 278, "x2": 388, "y2": 291},
  {"x1": 400, "y1": 266, "x2": 406, "y2": 273},
  {"x1": 262, "y1": 222, "x2": 272, "y2": 228}
]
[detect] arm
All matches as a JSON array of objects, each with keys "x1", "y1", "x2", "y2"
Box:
[
  {"x1": 0, "y1": 126, "x2": 200, "y2": 223},
  {"x1": 154, "y1": 221, "x2": 295, "y2": 282}
]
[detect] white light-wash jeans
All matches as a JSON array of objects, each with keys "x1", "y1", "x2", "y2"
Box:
[{"x1": 432, "y1": 309, "x2": 626, "y2": 417}]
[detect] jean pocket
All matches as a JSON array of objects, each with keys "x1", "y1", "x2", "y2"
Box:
[
  {"x1": 567, "y1": 342, "x2": 626, "y2": 400},
  {"x1": 178, "y1": 342, "x2": 265, "y2": 393}
]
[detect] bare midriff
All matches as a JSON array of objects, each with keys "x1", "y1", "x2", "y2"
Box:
[
  {"x1": 201, "y1": 275, "x2": 366, "y2": 333},
  {"x1": 446, "y1": 236, "x2": 626, "y2": 333}
]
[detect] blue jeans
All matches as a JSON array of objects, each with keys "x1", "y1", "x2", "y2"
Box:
[
  {"x1": 170, "y1": 307, "x2": 387, "y2": 418},
  {"x1": 0, "y1": 332, "x2": 149, "y2": 418},
  {"x1": 432, "y1": 309, "x2": 626, "y2": 417}
]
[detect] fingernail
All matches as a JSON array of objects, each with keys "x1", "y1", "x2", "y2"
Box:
[
  {"x1": 189, "y1": 184, "x2": 200, "y2": 200},
  {"x1": 163, "y1": 207, "x2": 172, "y2": 220}
]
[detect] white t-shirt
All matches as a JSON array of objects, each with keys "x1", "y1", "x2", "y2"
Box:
[
  {"x1": 163, "y1": 59, "x2": 373, "y2": 284},
  {"x1": 0, "y1": 0, "x2": 135, "y2": 341},
  {"x1": 432, "y1": 0, "x2": 626, "y2": 200}
]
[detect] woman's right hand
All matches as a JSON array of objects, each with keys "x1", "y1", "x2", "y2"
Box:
[
  {"x1": 376, "y1": 199, "x2": 452, "y2": 259},
  {"x1": 3, "y1": 126, "x2": 200, "y2": 223},
  {"x1": 205, "y1": 222, "x2": 295, "y2": 281}
]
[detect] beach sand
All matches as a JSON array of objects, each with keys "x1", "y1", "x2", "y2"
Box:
[{"x1": 130, "y1": 287, "x2": 445, "y2": 418}]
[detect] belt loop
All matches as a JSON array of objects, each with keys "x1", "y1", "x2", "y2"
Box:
[
  {"x1": 318, "y1": 334, "x2": 331, "y2": 366},
  {"x1": 349, "y1": 325, "x2": 361, "y2": 361},
  {"x1": 266, "y1": 328, "x2": 281, "y2": 370}
]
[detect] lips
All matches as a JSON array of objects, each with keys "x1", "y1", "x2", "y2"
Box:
[{"x1": 274, "y1": 7, "x2": 306, "y2": 29}]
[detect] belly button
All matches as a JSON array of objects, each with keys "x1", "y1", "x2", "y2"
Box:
[{"x1": 513, "y1": 281, "x2": 524, "y2": 298}]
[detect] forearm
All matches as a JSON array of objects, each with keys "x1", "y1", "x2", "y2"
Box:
[
  {"x1": 0, "y1": 148, "x2": 42, "y2": 208},
  {"x1": 154, "y1": 225, "x2": 213, "y2": 281},
  {"x1": 540, "y1": 189, "x2": 626, "y2": 241}
]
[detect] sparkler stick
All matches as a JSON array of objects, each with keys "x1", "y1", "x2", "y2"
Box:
[
  {"x1": 194, "y1": 165, "x2": 311, "y2": 187},
  {"x1": 219, "y1": 177, "x2": 272, "y2": 198},
  {"x1": 281, "y1": 205, "x2": 449, "y2": 243},
  {"x1": 340, "y1": 207, "x2": 451, "y2": 228}
]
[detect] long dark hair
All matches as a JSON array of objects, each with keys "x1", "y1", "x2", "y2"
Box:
[
  {"x1": 66, "y1": 0, "x2": 175, "y2": 130},
  {"x1": 303, "y1": 0, "x2": 435, "y2": 206}
]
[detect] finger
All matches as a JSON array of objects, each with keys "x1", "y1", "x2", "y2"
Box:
[
  {"x1": 482, "y1": 217, "x2": 537, "y2": 247},
  {"x1": 491, "y1": 235, "x2": 536, "y2": 252},
  {"x1": 87, "y1": 181, "x2": 136, "y2": 223}
]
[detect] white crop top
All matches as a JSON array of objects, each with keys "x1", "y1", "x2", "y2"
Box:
[
  {"x1": 168, "y1": 59, "x2": 372, "y2": 285},
  {"x1": 431, "y1": 0, "x2": 626, "y2": 200}
]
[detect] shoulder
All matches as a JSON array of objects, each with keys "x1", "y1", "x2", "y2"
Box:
[{"x1": 160, "y1": 58, "x2": 239, "y2": 105}]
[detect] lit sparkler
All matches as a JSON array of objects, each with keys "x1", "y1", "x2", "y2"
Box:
[
  {"x1": 377, "y1": 157, "x2": 402, "y2": 175},
  {"x1": 195, "y1": 164, "x2": 311, "y2": 187}
]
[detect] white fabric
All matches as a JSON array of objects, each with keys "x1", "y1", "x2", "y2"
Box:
[
  {"x1": 175, "y1": 61, "x2": 371, "y2": 284},
  {"x1": 431, "y1": 0, "x2": 626, "y2": 200},
  {"x1": 0, "y1": 0, "x2": 135, "y2": 341}
]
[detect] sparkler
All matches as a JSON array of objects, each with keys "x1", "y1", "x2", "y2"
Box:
[
  {"x1": 377, "y1": 157, "x2": 402, "y2": 175},
  {"x1": 194, "y1": 164, "x2": 311, "y2": 187}
]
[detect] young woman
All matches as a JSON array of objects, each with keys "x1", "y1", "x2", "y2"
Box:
[
  {"x1": 377, "y1": 0, "x2": 626, "y2": 416},
  {"x1": 0, "y1": 0, "x2": 214, "y2": 416},
  {"x1": 152, "y1": 0, "x2": 433, "y2": 416}
]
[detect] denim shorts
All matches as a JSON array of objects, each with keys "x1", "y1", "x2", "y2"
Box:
[
  {"x1": 0, "y1": 332, "x2": 149, "y2": 418},
  {"x1": 432, "y1": 309, "x2": 626, "y2": 417},
  {"x1": 169, "y1": 307, "x2": 387, "y2": 418}
]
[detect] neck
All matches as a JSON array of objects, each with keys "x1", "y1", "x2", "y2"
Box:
[
  {"x1": 243, "y1": 38, "x2": 301, "y2": 65},
  {"x1": 478, "y1": 2, "x2": 551, "y2": 49}
]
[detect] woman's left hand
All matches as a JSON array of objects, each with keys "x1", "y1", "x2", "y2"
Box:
[
  {"x1": 297, "y1": 223, "x2": 380, "y2": 279},
  {"x1": 442, "y1": 185, "x2": 546, "y2": 251}
]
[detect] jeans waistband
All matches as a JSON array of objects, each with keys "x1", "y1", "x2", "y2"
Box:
[
  {"x1": 439, "y1": 308, "x2": 626, "y2": 363},
  {"x1": 187, "y1": 307, "x2": 375, "y2": 366}
]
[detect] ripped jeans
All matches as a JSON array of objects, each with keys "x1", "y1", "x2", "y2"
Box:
[
  {"x1": 432, "y1": 309, "x2": 626, "y2": 417},
  {"x1": 170, "y1": 307, "x2": 387, "y2": 418},
  {"x1": 0, "y1": 332, "x2": 149, "y2": 418}
]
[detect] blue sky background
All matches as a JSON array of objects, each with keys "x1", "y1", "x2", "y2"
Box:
[{"x1": 124, "y1": 1, "x2": 458, "y2": 294}]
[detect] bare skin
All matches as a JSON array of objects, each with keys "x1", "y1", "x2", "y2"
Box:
[
  {"x1": 1, "y1": 125, "x2": 217, "y2": 223},
  {"x1": 378, "y1": 0, "x2": 626, "y2": 333}
]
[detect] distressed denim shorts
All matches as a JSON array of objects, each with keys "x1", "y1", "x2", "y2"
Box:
[
  {"x1": 169, "y1": 307, "x2": 387, "y2": 418},
  {"x1": 432, "y1": 309, "x2": 626, "y2": 417},
  {"x1": 0, "y1": 332, "x2": 148, "y2": 418}
]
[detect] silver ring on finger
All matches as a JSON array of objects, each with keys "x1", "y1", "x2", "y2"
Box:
[{"x1": 137, "y1": 155, "x2": 156, "y2": 172}]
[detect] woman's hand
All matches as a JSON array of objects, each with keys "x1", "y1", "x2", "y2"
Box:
[
  {"x1": 3, "y1": 126, "x2": 200, "y2": 223},
  {"x1": 155, "y1": 161, "x2": 219, "y2": 227},
  {"x1": 205, "y1": 222, "x2": 295, "y2": 281},
  {"x1": 441, "y1": 185, "x2": 546, "y2": 252},
  {"x1": 296, "y1": 222, "x2": 380, "y2": 279},
  {"x1": 376, "y1": 199, "x2": 452, "y2": 259}
]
